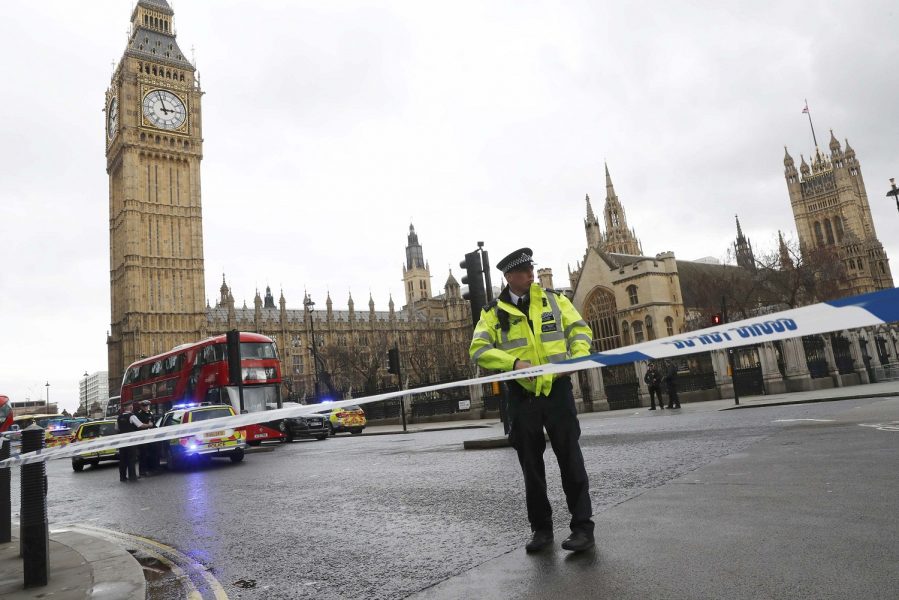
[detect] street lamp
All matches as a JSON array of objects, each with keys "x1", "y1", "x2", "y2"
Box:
[
  {"x1": 81, "y1": 371, "x2": 89, "y2": 418},
  {"x1": 887, "y1": 178, "x2": 899, "y2": 216},
  {"x1": 45, "y1": 381, "x2": 50, "y2": 411},
  {"x1": 304, "y1": 297, "x2": 321, "y2": 401}
]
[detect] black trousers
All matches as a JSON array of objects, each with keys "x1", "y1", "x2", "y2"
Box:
[
  {"x1": 508, "y1": 377, "x2": 594, "y2": 535},
  {"x1": 118, "y1": 446, "x2": 137, "y2": 481},
  {"x1": 648, "y1": 385, "x2": 663, "y2": 408},
  {"x1": 666, "y1": 382, "x2": 680, "y2": 408}
]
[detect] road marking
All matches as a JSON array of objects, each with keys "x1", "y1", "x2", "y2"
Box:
[
  {"x1": 859, "y1": 422, "x2": 899, "y2": 432},
  {"x1": 773, "y1": 419, "x2": 835, "y2": 422},
  {"x1": 70, "y1": 524, "x2": 229, "y2": 600}
]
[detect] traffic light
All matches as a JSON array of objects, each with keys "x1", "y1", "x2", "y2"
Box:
[
  {"x1": 711, "y1": 313, "x2": 723, "y2": 326},
  {"x1": 387, "y1": 347, "x2": 400, "y2": 375},
  {"x1": 460, "y1": 250, "x2": 487, "y2": 326}
]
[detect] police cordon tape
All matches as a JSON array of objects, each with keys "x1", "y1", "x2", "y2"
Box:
[{"x1": 2, "y1": 287, "x2": 897, "y2": 469}]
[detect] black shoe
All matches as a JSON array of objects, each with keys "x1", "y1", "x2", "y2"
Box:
[
  {"x1": 120, "y1": 478, "x2": 127, "y2": 482},
  {"x1": 561, "y1": 530, "x2": 595, "y2": 552},
  {"x1": 525, "y1": 530, "x2": 554, "y2": 553}
]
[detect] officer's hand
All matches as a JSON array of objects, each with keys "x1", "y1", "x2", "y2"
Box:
[{"x1": 514, "y1": 359, "x2": 532, "y2": 370}]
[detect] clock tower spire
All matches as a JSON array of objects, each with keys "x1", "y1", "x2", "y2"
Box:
[{"x1": 106, "y1": 0, "x2": 206, "y2": 394}]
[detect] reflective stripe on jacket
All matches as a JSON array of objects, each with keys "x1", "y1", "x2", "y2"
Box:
[{"x1": 469, "y1": 283, "x2": 593, "y2": 396}]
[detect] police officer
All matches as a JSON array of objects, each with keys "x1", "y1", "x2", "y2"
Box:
[
  {"x1": 117, "y1": 401, "x2": 151, "y2": 482},
  {"x1": 135, "y1": 400, "x2": 157, "y2": 476},
  {"x1": 644, "y1": 362, "x2": 664, "y2": 410},
  {"x1": 469, "y1": 248, "x2": 595, "y2": 553}
]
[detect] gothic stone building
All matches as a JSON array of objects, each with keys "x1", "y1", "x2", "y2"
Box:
[
  {"x1": 208, "y1": 225, "x2": 472, "y2": 401},
  {"x1": 784, "y1": 131, "x2": 893, "y2": 295}
]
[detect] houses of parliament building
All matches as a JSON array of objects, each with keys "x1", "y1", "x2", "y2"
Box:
[{"x1": 105, "y1": 1, "x2": 894, "y2": 404}]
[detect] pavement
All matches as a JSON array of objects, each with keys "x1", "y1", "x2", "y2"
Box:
[
  {"x1": 1, "y1": 379, "x2": 896, "y2": 599},
  {"x1": 0, "y1": 529, "x2": 144, "y2": 600}
]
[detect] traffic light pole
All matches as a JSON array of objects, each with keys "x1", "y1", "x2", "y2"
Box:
[
  {"x1": 722, "y1": 296, "x2": 739, "y2": 405},
  {"x1": 387, "y1": 345, "x2": 407, "y2": 432}
]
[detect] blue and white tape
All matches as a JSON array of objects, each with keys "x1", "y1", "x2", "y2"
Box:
[{"x1": 2, "y1": 287, "x2": 897, "y2": 469}]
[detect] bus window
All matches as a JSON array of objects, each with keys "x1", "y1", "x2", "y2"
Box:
[
  {"x1": 240, "y1": 342, "x2": 278, "y2": 360},
  {"x1": 124, "y1": 367, "x2": 139, "y2": 385},
  {"x1": 163, "y1": 353, "x2": 184, "y2": 374},
  {"x1": 150, "y1": 360, "x2": 163, "y2": 377},
  {"x1": 202, "y1": 344, "x2": 226, "y2": 364},
  {"x1": 138, "y1": 363, "x2": 152, "y2": 381}
]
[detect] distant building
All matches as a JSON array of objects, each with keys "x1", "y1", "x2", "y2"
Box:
[
  {"x1": 80, "y1": 372, "x2": 109, "y2": 418},
  {"x1": 11, "y1": 400, "x2": 58, "y2": 415}
]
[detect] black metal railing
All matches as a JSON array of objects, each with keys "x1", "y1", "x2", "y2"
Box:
[
  {"x1": 830, "y1": 333, "x2": 855, "y2": 375},
  {"x1": 803, "y1": 335, "x2": 829, "y2": 379}
]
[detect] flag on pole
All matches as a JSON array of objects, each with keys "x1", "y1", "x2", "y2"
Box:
[{"x1": 802, "y1": 102, "x2": 809, "y2": 114}]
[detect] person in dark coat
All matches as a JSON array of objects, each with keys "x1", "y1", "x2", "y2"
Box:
[
  {"x1": 135, "y1": 400, "x2": 158, "y2": 476},
  {"x1": 644, "y1": 362, "x2": 664, "y2": 410},
  {"x1": 664, "y1": 360, "x2": 681, "y2": 409},
  {"x1": 116, "y1": 401, "x2": 151, "y2": 482}
]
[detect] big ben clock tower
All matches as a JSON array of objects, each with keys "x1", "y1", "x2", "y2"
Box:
[{"x1": 106, "y1": 0, "x2": 206, "y2": 393}]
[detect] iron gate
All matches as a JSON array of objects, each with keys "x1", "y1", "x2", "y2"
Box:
[
  {"x1": 830, "y1": 333, "x2": 855, "y2": 375},
  {"x1": 803, "y1": 335, "x2": 829, "y2": 379},
  {"x1": 732, "y1": 346, "x2": 765, "y2": 397},
  {"x1": 602, "y1": 364, "x2": 639, "y2": 410}
]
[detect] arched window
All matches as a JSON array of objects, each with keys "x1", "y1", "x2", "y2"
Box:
[
  {"x1": 583, "y1": 287, "x2": 620, "y2": 351},
  {"x1": 627, "y1": 285, "x2": 639, "y2": 305},
  {"x1": 632, "y1": 320, "x2": 644, "y2": 343},
  {"x1": 824, "y1": 219, "x2": 835, "y2": 245},
  {"x1": 834, "y1": 216, "x2": 844, "y2": 241},
  {"x1": 621, "y1": 321, "x2": 631, "y2": 346},
  {"x1": 814, "y1": 222, "x2": 824, "y2": 247},
  {"x1": 645, "y1": 315, "x2": 654, "y2": 341},
  {"x1": 665, "y1": 316, "x2": 674, "y2": 336}
]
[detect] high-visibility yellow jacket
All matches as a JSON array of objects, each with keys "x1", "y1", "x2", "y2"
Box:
[{"x1": 469, "y1": 283, "x2": 593, "y2": 396}]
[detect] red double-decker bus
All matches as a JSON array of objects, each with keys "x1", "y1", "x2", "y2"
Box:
[{"x1": 120, "y1": 332, "x2": 285, "y2": 444}]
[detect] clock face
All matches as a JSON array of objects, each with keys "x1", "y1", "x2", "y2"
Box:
[
  {"x1": 142, "y1": 89, "x2": 187, "y2": 130},
  {"x1": 107, "y1": 97, "x2": 118, "y2": 139}
]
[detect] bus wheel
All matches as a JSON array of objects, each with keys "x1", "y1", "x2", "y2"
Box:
[
  {"x1": 230, "y1": 449, "x2": 245, "y2": 463},
  {"x1": 72, "y1": 459, "x2": 84, "y2": 472}
]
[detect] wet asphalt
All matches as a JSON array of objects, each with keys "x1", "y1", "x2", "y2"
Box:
[{"x1": 9, "y1": 396, "x2": 899, "y2": 599}]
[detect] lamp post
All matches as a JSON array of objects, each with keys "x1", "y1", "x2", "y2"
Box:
[
  {"x1": 44, "y1": 382, "x2": 50, "y2": 411},
  {"x1": 887, "y1": 178, "x2": 899, "y2": 216},
  {"x1": 304, "y1": 297, "x2": 321, "y2": 401},
  {"x1": 81, "y1": 371, "x2": 89, "y2": 418}
]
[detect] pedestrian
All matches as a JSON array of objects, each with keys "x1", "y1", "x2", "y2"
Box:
[
  {"x1": 664, "y1": 360, "x2": 681, "y2": 409},
  {"x1": 644, "y1": 362, "x2": 663, "y2": 410},
  {"x1": 135, "y1": 400, "x2": 157, "y2": 476},
  {"x1": 469, "y1": 247, "x2": 595, "y2": 553},
  {"x1": 116, "y1": 401, "x2": 151, "y2": 482}
]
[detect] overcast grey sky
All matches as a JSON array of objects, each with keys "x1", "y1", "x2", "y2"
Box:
[{"x1": 2, "y1": 1, "x2": 897, "y2": 413}]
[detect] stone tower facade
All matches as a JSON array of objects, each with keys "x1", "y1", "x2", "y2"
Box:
[
  {"x1": 784, "y1": 131, "x2": 893, "y2": 296},
  {"x1": 402, "y1": 223, "x2": 432, "y2": 307},
  {"x1": 106, "y1": 0, "x2": 206, "y2": 393},
  {"x1": 589, "y1": 164, "x2": 643, "y2": 256},
  {"x1": 733, "y1": 215, "x2": 756, "y2": 270}
]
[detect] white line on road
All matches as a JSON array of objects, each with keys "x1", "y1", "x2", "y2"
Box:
[{"x1": 772, "y1": 419, "x2": 836, "y2": 422}]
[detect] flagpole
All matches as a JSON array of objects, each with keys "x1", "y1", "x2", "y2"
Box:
[{"x1": 803, "y1": 98, "x2": 819, "y2": 148}]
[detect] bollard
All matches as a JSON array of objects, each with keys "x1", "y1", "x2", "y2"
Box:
[
  {"x1": 0, "y1": 439, "x2": 10, "y2": 543},
  {"x1": 20, "y1": 424, "x2": 48, "y2": 588}
]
